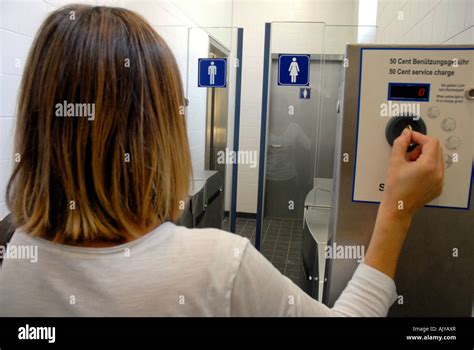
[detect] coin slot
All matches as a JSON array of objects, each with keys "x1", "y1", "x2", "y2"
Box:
[{"x1": 385, "y1": 115, "x2": 427, "y2": 152}]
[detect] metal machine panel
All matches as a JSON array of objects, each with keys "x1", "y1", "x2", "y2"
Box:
[
  {"x1": 195, "y1": 170, "x2": 224, "y2": 229},
  {"x1": 326, "y1": 44, "x2": 474, "y2": 316}
]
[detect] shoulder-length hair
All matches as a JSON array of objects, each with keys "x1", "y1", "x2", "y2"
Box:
[{"x1": 6, "y1": 5, "x2": 191, "y2": 243}]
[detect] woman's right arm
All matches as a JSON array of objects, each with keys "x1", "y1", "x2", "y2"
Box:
[
  {"x1": 230, "y1": 239, "x2": 398, "y2": 316},
  {"x1": 364, "y1": 129, "x2": 444, "y2": 279},
  {"x1": 230, "y1": 129, "x2": 444, "y2": 317}
]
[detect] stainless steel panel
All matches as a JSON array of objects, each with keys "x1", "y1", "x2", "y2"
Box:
[
  {"x1": 305, "y1": 206, "x2": 330, "y2": 301},
  {"x1": 326, "y1": 44, "x2": 474, "y2": 316},
  {"x1": 194, "y1": 169, "x2": 222, "y2": 203},
  {"x1": 198, "y1": 192, "x2": 225, "y2": 229},
  {"x1": 194, "y1": 169, "x2": 225, "y2": 229},
  {"x1": 204, "y1": 173, "x2": 223, "y2": 203},
  {"x1": 302, "y1": 179, "x2": 333, "y2": 301},
  {"x1": 205, "y1": 85, "x2": 229, "y2": 173},
  {"x1": 301, "y1": 220, "x2": 317, "y2": 293},
  {"x1": 190, "y1": 180, "x2": 206, "y2": 226},
  {"x1": 301, "y1": 207, "x2": 331, "y2": 300}
]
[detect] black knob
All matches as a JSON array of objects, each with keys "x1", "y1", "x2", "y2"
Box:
[{"x1": 385, "y1": 115, "x2": 427, "y2": 152}]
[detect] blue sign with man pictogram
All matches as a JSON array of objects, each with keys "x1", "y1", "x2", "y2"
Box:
[
  {"x1": 278, "y1": 54, "x2": 310, "y2": 86},
  {"x1": 198, "y1": 58, "x2": 227, "y2": 88}
]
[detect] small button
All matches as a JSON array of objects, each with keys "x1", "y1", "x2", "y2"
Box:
[
  {"x1": 444, "y1": 136, "x2": 462, "y2": 151},
  {"x1": 466, "y1": 88, "x2": 474, "y2": 100},
  {"x1": 440, "y1": 118, "x2": 456, "y2": 132},
  {"x1": 444, "y1": 154, "x2": 454, "y2": 169},
  {"x1": 427, "y1": 106, "x2": 440, "y2": 119}
]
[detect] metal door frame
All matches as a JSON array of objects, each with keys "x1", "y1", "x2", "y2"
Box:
[
  {"x1": 205, "y1": 42, "x2": 230, "y2": 171},
  {"x1": 229, "y1": 28, "x2": 244, "y2": 233},
  {"x1": 185, "y1": 27, "x2": 244, "y2": 233}
]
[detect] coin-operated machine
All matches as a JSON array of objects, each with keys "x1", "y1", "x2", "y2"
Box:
[{"x1": 325, "y1": 45, "x2": 474, "y2": 316}]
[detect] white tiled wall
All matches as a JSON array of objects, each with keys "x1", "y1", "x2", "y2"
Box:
[
  {"x1": 0, "y1": 0, "x2": 217, "y2": 219},
  {"x1": 376, "y1": 0, "x2": 474, "y2": 44},
  {"x1": 0, "y1": 0, "x2": 51, "y2": 219}
]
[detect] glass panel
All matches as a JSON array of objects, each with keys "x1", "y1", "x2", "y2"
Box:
[
  {"x1": 186, "y1": 27, "x2": 245, "y2": 238},
  {"x1": 261, "y1": 22, "x2": 325, "y2": 288},
  {"x1": 311, "y1": 25, "x2": 378, "y2": 301},
  {"x1": 169, "y1": 0, "x2": 233, "y2": 48},
  {"x1": 314, "y1": 25, "x2": 378, "y2": 184},
  {"x1": 260, "y1": 23, "x2": 378, "y2": 299}
]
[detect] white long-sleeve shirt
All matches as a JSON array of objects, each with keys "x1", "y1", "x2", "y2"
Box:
[{"x1": 0, "y1": 222, "x2": 397, "y2": 316}]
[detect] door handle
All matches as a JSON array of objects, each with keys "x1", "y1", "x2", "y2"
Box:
[{"x1": 270, "y1": 144, "x2": 282, "y2": 148}]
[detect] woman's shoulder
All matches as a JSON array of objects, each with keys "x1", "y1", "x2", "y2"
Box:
[
  {"x1": 8, "y1": 222, "x2": 250, "y2": 261},
  {"x1": 156, "y1": 224, "x2": 252, "y2": 295},
  {"x1": 169, "y1": 224, "x2": 251, "y2": 257}
]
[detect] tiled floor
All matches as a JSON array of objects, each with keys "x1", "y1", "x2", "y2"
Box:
[{"x1": 222, "y1": 217, "x2": 303, "y2": 286}]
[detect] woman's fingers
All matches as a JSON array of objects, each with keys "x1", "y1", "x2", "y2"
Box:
[
  {"x1": 411, "y1": 131, "x2": 440, "y2": 160},
  {"x1": 406, "y1": 145, "x2": 422, "y2": 161},
  {"x1": 410, "y1": 131, "x2": 431, "y2": 145},
  {"x1": 391, "y1": 128, "x2": 412, "y2": 162}
]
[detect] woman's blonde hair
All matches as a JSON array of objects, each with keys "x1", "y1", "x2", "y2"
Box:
[{"x1": 6, "y1": 5, "x2": 191, "y2": 243}]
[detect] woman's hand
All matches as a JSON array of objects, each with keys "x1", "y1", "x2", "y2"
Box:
[
  {"x1": 381, "y1": 128, "x2": 445, "y2": 218},
  {"x1": 364, "y1": 128, "x2": 445, "y2": 279}
]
